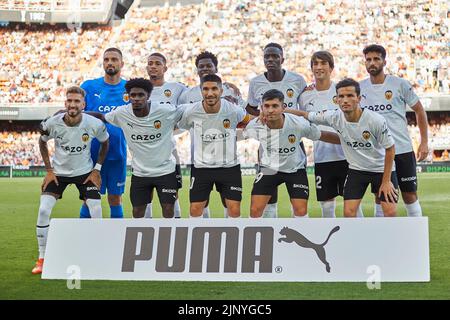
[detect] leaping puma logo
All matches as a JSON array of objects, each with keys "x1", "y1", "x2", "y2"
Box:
[{"x1": 278, "y1": 226, "x2": 340, "y2": 273}]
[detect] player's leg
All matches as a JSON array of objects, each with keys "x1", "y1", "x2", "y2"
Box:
[
  {"x1": 285, "y1": 169, "x2": 310, "y2": 217},
  {"x1": 130, "y1": 175, "x2": 153, "y2": 218},
  {"x1": 154, "y1": 171, "x2": 179, "y2": 218},
  {"x1": 79, "y1": 160, "x2": 108, "y2": 218},
  {"x1": 315, "y1": 162, "x2": 337, "y2": 218},
  {"x1": 263, "y1": 189, "x2": 278, "y2": 218},
  {"x1": 343, "y1": 169, "x2": 370, "y2": 217},
  {"x1": 33, "y1": 177, "x2": 67, "y2": 274},
  {"x1": 250, "y1": 170, "x2": 281, "y2": 218},
  {"x1": 189, "y1": 167, "x2": 213, "y2": 217},
  {"x1": 395, "y1": 152, "x2": 422, "y2": 216},
  {"x1": 76, "y1": 172, "x2": 103, "y2": 218},
  {"x1": 173, "y1": 164, "x2": 183, "y2": 218},
  {"x1": 216, "y1": 165, "x2": 242, "y2": 218},
  {"x1": 104, "y1": 160, "x2": 126, "y2": 218},
  {"x1": 335, "y1": 160, "x2": 364, "y2": 218},
  {"x1": 372, "y1": 171, "x2": 399, "y2": 217},
  {"x1": 145, "y1": 189, "x2": 154, "y2": 218}
]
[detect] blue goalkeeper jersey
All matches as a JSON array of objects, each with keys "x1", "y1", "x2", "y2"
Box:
[{"x1": 81, "y1": 77, "x2": 128, "y2": 162}]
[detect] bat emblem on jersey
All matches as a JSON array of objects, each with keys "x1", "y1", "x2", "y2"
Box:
[
  {"x1": 154, "y1": 120, "x2": 162, "y2": 129},
  {"x1": 286, "y1": 88, "x2": 294, "y2": 98},
  {"x1": 362, "y1": 130, "x2": 371, "y2": 140},
  {"x1": 164, "y1": 89, "x2": 172, "y2": 98},
  {"x1": 123, "y1": 93, "x2": 129, "y2": 103},
  {"x1": 385, "y1": 90, "x2": 393, "y2": 100},
  {"x1": 288, "y1": 134, "x2": 296, "y2": 144},
  {"x1": 223, "y1": 119, "x2": 231, "y2": 129},
  {"x1": 81, "y1": 133, "x2": 90, "y2": 142}
]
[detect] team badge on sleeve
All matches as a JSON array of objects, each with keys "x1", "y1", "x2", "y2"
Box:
[
  {"x1": 286, "y1": 88, "x2": 294, "y2": 98},
  {"x1": 82, "y1": 133, "x2": 90, "y2": 142},
  {"x1": 164, "y1": 89, "x2": 172, "y2": 98},
  {"x1": 385, "y1": 90, "x2": 393, "y2": 100},
  {"x1": 288, "y1": 134, "x2": 296, "y2": 144},
  {"x1": 362, "y1": 131, "x2": 371, "y2": 140},
  {"x1": 123, "y1": 93, "x2": 129, "y2": 103},
  {"x1": 154, "y1": 120, "x2": 161, "y2": 129},
  {"x1": 223, "y1": 119, "x2": 231, "y2": 129}
]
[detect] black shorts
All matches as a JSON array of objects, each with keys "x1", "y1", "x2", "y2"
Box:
[
  {"x1": 190, "y1": 165, "x2": 242, "y2": 202},
  {"x1": 395, "y1": 151, "x2": 417, "y2": 192},
  {"x1": 256, "y1": 165, "x2": 278, "y2": 204},
  {"x1": 175, "y1": 164, "x2": 182, "y2": 189},
  {"x1": 343, "y1": 169, "x2": 399, "y2": 202},
  {"x1": 43, "y1": 172, "x2": 101, "y2": 200},
  {"x1": 130, "y1": 172, "x2": 179, "y2": 207},
  {"x1": 251, "y1": 168, "x2": 309, "y2": 200},
  {"x1": 314, "y1": 160, "x2": 348, "y2": 201}
]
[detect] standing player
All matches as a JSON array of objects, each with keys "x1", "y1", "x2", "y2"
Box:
[
  {"x1": 246, "y1": 42, "x2": 307, "y2": 218},
  {"x1": 32, "y1": 86, "x2": 109, "y2": 274},
  {"x1": 89, "y1": 78, "x2": 185, "y2": 218},
  {"x1": 300, "y1": 51, "x2": 363, "y2": 218},
  {"x1": 179, "y1": 51, "x2": 245, "y2": 218},
  {"x1": 79, "y1": 47, "x2": 128, "y2": 219},
  {"x1": 286, "y1": 78, "x2": 399, "y2": 217},
  {"x1": 145, "y1": 52, "x2": 187, "y2": 218},
  {"x1": 360, "y1": 45, "x2": 428, "y2": 217},
  {"x1": 245, "y1": 89, "x2": 340, "y2": 218},
  {"x1": 178, "y1": 74, "x2": 246, "y2": 218}
]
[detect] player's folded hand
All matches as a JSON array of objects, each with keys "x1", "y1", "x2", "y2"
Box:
[
  {"x1": 41, "y1": 170, "x2": 58, "y2": 192},
  {"x1": 84, "y1": 170, "x2": 101, "y2": 189},
  {"x1": 378, "y1": 181, "x2": 398, "y2": 203}
]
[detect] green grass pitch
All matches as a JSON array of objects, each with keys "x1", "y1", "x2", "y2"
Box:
[{"x1": 1, "y1": 173, "x2": 449, "y2": 299}]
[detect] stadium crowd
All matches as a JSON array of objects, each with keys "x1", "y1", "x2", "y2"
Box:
[{"x1": 0, "y1": 0, "x2": 448, "y2": 104}]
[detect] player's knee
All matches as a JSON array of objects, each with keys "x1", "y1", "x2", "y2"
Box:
[
  {"x1": 343, "y1": 207, "x2": 357, "y2": 218},
  {"x1": 86, "y1": 198, "x2": 102, "y2": 218},
  {"x1": 250, "y1": 205, "x2": 263, "y2": 218},
  {"x1": 132, "y1": 206, "x2": 145, "y2": 218},
  {"x1": 292, "y1": 206, "x2": 307, "y2": 217},
  {"x1": 190, "y1": 203, "x2": 204, "y2": 217},
  {"x1": 382, "y1": 205, "x2": 397, "y2": 217},
  {"x1": 227, "y1": 205, "x2": 240, "y2": 218},
  {"x1": 401, "y1": 191, "x2": 417, "y2": 204},
  {"x1": 37, "y1": 194, "x2": 57, "y2": 225},
  {"x1": 161, "y1": 204, "x2": 175, "y2": 218},
  {"x1": 107, "y1": 194, "x2": 122, "y2": 206}
]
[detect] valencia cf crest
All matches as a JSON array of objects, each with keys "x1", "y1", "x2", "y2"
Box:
[
  {"x1": 362, "y1": 130, "x2": 371, "y2": 140},
  {"x1": 286, "y1": 88, "x2": 294, "y2": 98},
  {"x1": 288, "y1": 134, "x2": 296, "y2": 144},
  {"x1": 154, "y1": 120, "x2": 161, "y2": 129},
  {"x1": 164, "y1": 89, "x2": 172, "y2": 98},
  {"x1": 81, "y1": 133, "x2": 89, "y2": 142},
  {"x1": 123, "y1": 93, "x2": 129, "y2": 103},
  {"x1": 223, "y1": 119, "x2": 231, "y2": 129},
  {"x1": 385, "y1": 90, "x2": 393, "y2": 100},
  {"x1": 332, "y1": 95, "x2": 338, "y2": 105}
]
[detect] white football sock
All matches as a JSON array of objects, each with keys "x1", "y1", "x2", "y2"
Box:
[
  {"x1": 86, "y1": 199, "x2": 102, "y2": 218},
  {"x1": 320, "y1": 200, "x2": 336, "y2": 218},
  {"x1": 356, "y1": 204, "x2": 364, "y2": 218},
  {"x1": 294, "y1": 213, "x2": 309, "y2": 218},
  {"x1": 190, "y1": 214, "x2": 202, "y2": 218},
  {"x1": 405, "y1": 200, "x2": 422, "y2": 217},
  {"x1": 174, "y1": 199, "x2": 181, "y2": 218},
  {"x1": 202, "y1": 206, "x2": 210, "y2": 218},
  {"x1": 144, "y1": 202, "x2": 153, "y2": 218},
  {"x1": 36, "y1": 195, "x2": 57, "y2": 259},
  {"x1": 263, "y1": 203, "x2": 278, "y2": 218},
  {"x1": 224, "y1": 207, "x2": 229, "y2": 218},
  {"x1": 374, "y1": 203, "x2": 384, "y2": 217}
]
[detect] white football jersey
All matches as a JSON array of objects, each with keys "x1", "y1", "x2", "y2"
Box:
[
  {"x1": 308, "y1": 109, "x2": 395, "y2": 173},
  {"x1": 178, "y1": 100, "x2": 246, "y2": 168},
  {"x1": 360, "y1": 75, "x2": 420, "y2": 155},
  {"x1": 299, "y1": 82, "x2": 346, "y2": 163},
  {"x1": 178, "y1": 83, "x2": 245, "y2": 108},
  {"x1": 105, "y1": 102, "x2": 184, "y2": 177},
  {"x1": 149, "y1": 82, "x2": 187, "y2": 106},
  {"x1": 247, "y1": 70, "x2": 307, "y2": 109},
  {"x1": 244, "y1": 113, "x2": 321, "y2": 173},
  {"x1": 41, "y1": 114, "x2": 109, "y2": 177}
]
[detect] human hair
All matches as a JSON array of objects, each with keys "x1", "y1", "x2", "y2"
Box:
[
  {"x1": 336, "y1": 78, "x2": 360, "y2": 96},
  {"x1": 66, "y1": 86, "x2": 86, "y2": 98},
  {"x1": 125, "y1": 78, "x2": 153, "y2": 94},
  {"x1": 104, "y1": 47, "x2": 123, "y2": 58},
  {"x1": 149, "y1": 52, "x2": 167, "y2": 64},
  {"x1": 264, "y1": 42, "x2": 283, "y2": 54},
  {"x1": 311, "y1": 51, "x2": 335, "y2": 69},
  {"x1": 363, "y1": 44, "x2": 387, "y2": 60},
  {"x1": 200, "y1": 74, "x2": 222, "y2": 85},
  {"x1": 262, "y1": 89, "x2": 285, "y2": 102},
  {"x1": 195, "y1": 51, "x2": 218, "y2": 68}
]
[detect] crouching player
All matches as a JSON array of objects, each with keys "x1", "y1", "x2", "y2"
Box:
[
  {"x1": 32, "y1": 86, "x2": 109, "y2": 274},
  {"x1": 244, "y1": 89, "x2": 340, "y2": 218}
]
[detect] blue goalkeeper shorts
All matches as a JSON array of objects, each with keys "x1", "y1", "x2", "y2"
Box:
[{"x1": 99, "y1": 160, "x2": 126, "y2": 195}]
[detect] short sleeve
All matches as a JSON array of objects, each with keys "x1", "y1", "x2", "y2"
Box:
[
  {"x1": 400, "y1": 79, "x2": 420, "y2": 107},
  {"x1": 375, "y1": 118, "x2": 395, "y2": 149},
  {"x1": 95, "y1": 121, "x2": 109, "y2": 143},
  {"x1": 247, "y1": 80, "x2": 259, "y2": 107},
  {"x1": 104, "y1": 107, "x2": 121, "y2": 127},
  {"x1": 299, "y1": 118, "x2": 321, "y2": 141},
  {"x1": 177, "y1": 105, "x2": 192, "y2": 130},
  {"x1": 308, "y1": 110, "x2": 335, "y2": 127}
]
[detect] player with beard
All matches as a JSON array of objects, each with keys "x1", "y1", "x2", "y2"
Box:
[
  {"x1": 32, "y1": 86, "x2": 109, "y2": 274},
  {"x1": 145, "y1": 52, "x2": 187, "y2": 218},
  {"x1": 179, "y1": 51, "x2": 246, "y2": 218},
  {"x1": 79, "y1": 48, "x2": 128, "y2": 219},
  {"x1": 360, "y1": 45, "x2": 428, "y2": 217},
  {"x1": 246, "y1": 43, "x2": 307, "y2": 218}
]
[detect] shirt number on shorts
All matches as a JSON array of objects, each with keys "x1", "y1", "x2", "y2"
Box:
[
  {"x1": 316, "y1": 175, "x2": 322, "y2": 189},
  {"x1": 190, "y1": 177, "x2": 195, "y2": 190},
  {"x1": 254, "y1": 172, "x2": 264, "y2": 184}
]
